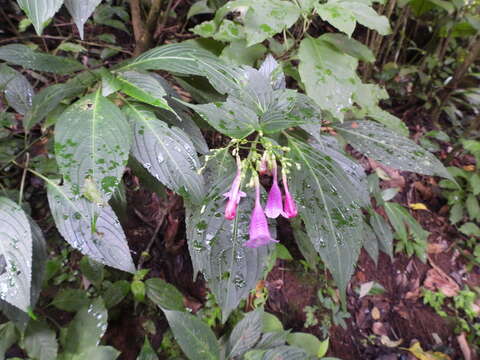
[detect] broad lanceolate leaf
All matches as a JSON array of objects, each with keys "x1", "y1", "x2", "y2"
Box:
[
  {"x1": 118, "y1": 43, "x2": 240, "y2": 95},
  {"x1": 125, "y1": 104, "x2": 204, "y2": 203},
  {"x1": 335, "y1": 120, "x2": 452, "y2": 179},
  {"x1": 55, "y1": 91, "x2": 131, "y2": 201},
  {"x1": 263, "y1": 346, "x2": 309, "y2": 359},
  {"x1": 64, "y1": 0, "x2": 103, "y2": 39},
  {"x1": 117, "y1": 71, "x2": 171, "y2": 110},
  {"x1": 16, "y1": 0, "x2": 63, "y2": 35},
  {"x1": 145, "y1": 278, "x2": 185, "y2": 311},
  {"x1": 63, "y1": 298, "x2": 108, "y2": 355},
  {"x1": 187, "y1": 97, "x2": 258, "y2": 139},
  {"x1": 47, "y1": 181, "x2": 135, "y2": 273},
  {"x1": 162, "y1": 310, "x2": 221, "y2": 360},
  {"x1": 226, "y1": 308, "x2": 263, "y2": 358},
  {"x1": 369, "y1": 210, "x2": 393, "y2": 258},
  {"x1": 185, "y1": 149, "x2": 272, "y2": 320},
  {"x1": 320, "y1": 33, "x2": 375, "y2": 62},
  {"x1": 0, "y1": 217, "x2": 47, "y2": 330},
  {"x1": 286, "y1": 137, "x2": 364, "y2": 303},
  {"x1": 24, "y1": 71, "x2": 97, "y2": 131},
  {"x1": 0, "y1": 197, "x2": 32, "y2": 312},
  {"x1": 4, "y1": 72, "x2": 34, "y2": 115},
  {"x1": 23, "y1": 320, "x2": 58, "y2": 360},
  {"x1": 0, "y1": 44, "x2": 84, "y2": 74}
]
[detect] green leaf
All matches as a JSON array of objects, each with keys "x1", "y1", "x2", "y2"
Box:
[
  {"x1": 348, "y1": 2, "x2": 391, "y2": 35},
  {"x1": 449, "y1": 203, "x2": 464, "y2": 224},
  {"x1": 187, "y1": 0, "x2": 214, "y2": 19},
  {"x1": 102, "y1": 280, "x2": 130, "y2": 309},
  {"x1": 363, "y1": 223, "x2": 379, "y2": 264},
  {"x1": 466, "y1": 194, "x2": 480, "y2": 222},
  {"x1": 0, "y1": 322, "x2": 18, "y2": 359},
  {"x1": 188, "y1": 97, "x2": 258, "y2": 139},
  {"x1": 70, "y1": 346, "x2": 120, "y2": 360},
  {"x1": 131, "y1": 280, "x2": 146, "y2": 302},
  {"x1": 145, "y1": 278, "x2": 184, "y2": 311},
  {"x1": 52, "y1": 289, "x2": 90, "y2": 312},
  {"x1": 162, "y1": 310, "x2": 221, "y2": 360},
  {"x1": 220, "y1": 40, "x2": 267, "y2": 67},
  {"x1": 137, "y1": 337, "x2": 158, "y2": 360},
  {"x1": 291, "y1": 218, "x2": 320, "y2": 270},
  {"x1": 80, "y1": 257, "x2": 104, "y2": 286},
  {"x1": 320, "y1": 33, "x2": 375, "y2": 62},
  {"x1": 226, "y1": 308, "x2": 263, "y2": 358},
  {"x1": 221, "y1": 0, "x2": 301, "y2": 46},
  {"x1": 263, "y1": 346, "x2": 309, "y2": 359},
  {"x1": 57, "y1": 42, "x2": 87, "y2": 53},
  {"x1": 0, "y1": 44, "x2": 84, "y2": 74},
  {"x1": 193, "y1": 20, "x2": 218, "y2": 37},
  {"x1": 23, "y1": 71, "x2": 97, "y2": 131},
  {"x1": 370, "y1": 211, "x2": 393, "y2": 258},
  {"x1": 185, "y1": 149, "x2": 273, "y2": 320},
  {"x1": 287, "y1": 333, "x2": 324, "y2": 357},
  {"x1": 336, "y1": 121, "x2": 452, "y2": 179},
  {"x1": 0, "y1": 217, "x2": 47, "y2": 330},
  {"x1": 64, "y1": 0, "x2": 103, "y2": 39},
  {"x1": 55, "y1": 91, "x2": 131, "y2": 200},
  {"x1": 298, "y1": 36, "x2": 358, "y2": 120},
  {"x1": 286, "y1": 137, "x2": 364, "y2": 304},
  {"x1": 47, "y1": 181, "x2": 135, "y2": 273},
  {"x1": 117, "y1": 71, "x2": 171, "y2": 110},
  {"x1": 64, "y1": 298, "x2": 108, "y2": 354},
  {"x1": 213, "y1": 20, "x2": 245, "y2": 42},
  {"x1": 23, "y1": 320, "x2": 58, "y2": 360},
  {"x1": 0, "y1": 197, "x2": 32, "y2": 312},
  {"x1": 125, "y1": 104, "x2": 204, "y2": 203},
  {"x1": 459, "y1": 222, "x2": 480, "y2": 237},
  {"x1": 16, "y1": 0, "x2": 63, "y2": 35},
  {"x1": 4, "y1": 72, "x2": 33, "y2": 115},
  {"x1": 315, "y1": 2, "x2": 356, "y2": 36},
  {"x1": 262, "y1": 312, "x2": 283, "y2": 332}
]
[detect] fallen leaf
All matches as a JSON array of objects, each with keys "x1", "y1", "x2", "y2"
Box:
[
  {"x1": 373, "y1": 322, "x2": 388, "y2": 336},
  {"x1": 372, "y1": 307, "x2": 381, "y2": 320},
  {"x1": 456, "y1": 333, "x2": 472, "y2": 360},
  {"x1": 405, "y1": 342, "x2": 451, "y2": 360},
  {"x1": 424, "y1": 259, "x2": 460, "y2": 297},
  {"x1": 463, "y1": 165, "x2": 475, "y2": 172},
  {"x1": 381, "y1": 335, "x2": 403, "y2": 347},
  {"x1": 409, "y1": 203, "x2": 429, "y2": 211}
]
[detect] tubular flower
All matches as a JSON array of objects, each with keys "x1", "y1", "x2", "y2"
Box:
[
  {"x1": 224, "y1": 157, "x2": 246, "y2": 220},
  {"x1": 265, "y1": 162, "x2": 283, "y2": 218},
  {"x1": 258, "y1": 152, "x2": 270, "y2": 175},
  {"x1": 282, "y1": 170, "x2": 298, "y2": 218},
  {"x1": 245, "y1": 177, "x2": 278, "y2": 248}
]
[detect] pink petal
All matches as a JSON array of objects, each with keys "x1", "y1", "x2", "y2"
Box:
[{"x1": 265, "y1": 169, "x2": 283, "y2": 218}]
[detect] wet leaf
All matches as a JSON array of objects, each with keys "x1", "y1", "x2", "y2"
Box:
[
  {"x1": 0, "y1": 44, "x2": 84, "y2": 74},
  {"x1": 55, "y1": 90, "x2": 131, "y2": 201},
  {"x1": 4, "y1": 72, "x2": 33, "y2": 115},
  {"x1": 0, "y1": 322, "x2": 17, "y2": 359},
  {"x1": 145, "y1": 278, "x2": 184, "y2": 311},
  {"x1": 185, "y1": 149, "x2": 272, "y2": 320},
  {"x1": 369, "y1": 210, "x2": 393, "y2": 258},
  {"x1": 47, "y1": 180, "x2": 135, "y2": 273},
  {"x1": 336, "y1": 121, "x2": 452, "y2": 179},
  {"x1": 263, "y1": 346, "x2": 309, "y2": 359},
  {"x1": 0, "y1": 197, "x2": 32, "y2": 312},
  {"x1": 137, "y1": 337, "x2": 158, "y2": 360},
  {"x1": 51, "y1": 289, "x2": 90, "y2": 312},
  {"x1": 287, "y1": 137, "x2": 364, "y2": 303},
  {"x1": 406, "y1": 342, "x2": 451, "y2": 360},
  {"x1": 23, "y1": 320, "x2": 58, "y2": 360},
  {"x1": 125, "y1": 104, "x2": 204, "y2": 204}
]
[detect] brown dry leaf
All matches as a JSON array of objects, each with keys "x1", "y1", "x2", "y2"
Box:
[
  {"x1": 409, "y1": 203, "x2": 429, "y2": 211},
  {"x1": 463, "y1": 165, "x2": 475, "y2": 172},
  {"x1": 457, "y1": 332, "x2": 472, "y2": 360},
  {"x1": 380, "y1": 335, "x2": 403, "y2": 347},
  {"x1": 372, "y1": 307, "x2": 381, "y2": 320},
  {"x1": 405, "y1": 342, "x2": 451, "y2": 360},
  {"x1": 427, "y1": 242, "x2": 448, "y2": 255},
  {"x1": 424, "y1": 264, "x2": 460, "y2": 297}
]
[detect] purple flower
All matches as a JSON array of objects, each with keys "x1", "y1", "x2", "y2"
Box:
[
  {"x1": 245, "y1": 177, "x2": 278, "y2": 248},
  {"x1": 265, "y1": 163, "x2": 283, "y2": 218},
  {"x1": 224, "y1": 158, "x2": 246, "y2": 220},
  {"x1": 282, "y1": 171, "x2": 297, "y2": 218}
]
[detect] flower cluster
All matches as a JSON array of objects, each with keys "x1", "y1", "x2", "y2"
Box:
[{"x1": 223, "y1": 154, "x2": 297, "y2": 248}]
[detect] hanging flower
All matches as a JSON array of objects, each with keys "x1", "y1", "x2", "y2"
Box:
[
  {"x1": 245, "y1": 177, "x2": 277, "y2": 248},
  {"x1": 258, "y1": 151, "x2": 270, "y2": 175},
  {"x1": 224, "y1": 157, "x2": 246, "y2": 220},
  {"x1": 282, "y1": 170, "x2": 297, "y2": 218},
  {"x1": 265, "y1": 161, "x2": 283, "y2": 218}
]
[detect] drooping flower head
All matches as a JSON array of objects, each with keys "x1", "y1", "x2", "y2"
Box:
[
  {"x1": 245, "y1": 176, "x2": 278, "y2": 248},
  {"x1": 258, "y1": 151, "x2": 270, "y2": 175},
  {"x1": 265, "y1": 160, "x2": 283, "y2": 218},
  {"x1": 224, "y1": 156, "x2": 246, "y2": 220},
  {"x1": 282, "y1": 170, "x2": 297, "y2": 218}
]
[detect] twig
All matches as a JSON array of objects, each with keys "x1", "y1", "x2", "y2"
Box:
[{"x1": 18, "y1": 153, "x2": 30, "y2": 205}]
